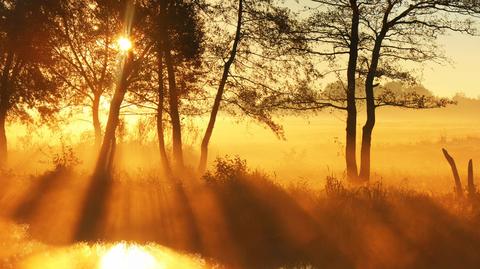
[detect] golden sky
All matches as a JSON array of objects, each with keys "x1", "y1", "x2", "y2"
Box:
[{"x1": 422, "y1": 32, "x2": 480, "y2": 98}]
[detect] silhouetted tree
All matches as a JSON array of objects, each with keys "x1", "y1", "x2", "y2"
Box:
[
  {"x1": 357, "y1": 0, "x2": 477, "y2": 181},
  {"x1": 94, "y1": 0, "x2": 154, "y2": 176},
  {"x1": 293, "y1": 0, "x2": 364, "y2": 180},
  {"x1": 198, "y1": 0, "x2": 243, "y2": 173},
  {"x1": 131, "y1": 0, "x2": 205, "y2": 173},
  {"x1": 287, "y1": 0, "x2": 478, "y2": 181},
  {"x1": 197, "y1": 0, "x2": 306, "y2": 173},
  {"x1": 0, "y1": 0, "x2": 61, "y2": 167},
  {"x1": 51, "y1": 0, "x2": 120, "y2": 147}
]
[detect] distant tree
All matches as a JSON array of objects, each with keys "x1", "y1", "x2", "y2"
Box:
[{"x1": 0, "y1": 0, "x2": 61, "y2": 167}]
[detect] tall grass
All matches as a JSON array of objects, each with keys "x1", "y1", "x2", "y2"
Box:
[{"x1": 1, "y1": 157, "x2": 480, "y2": 268}]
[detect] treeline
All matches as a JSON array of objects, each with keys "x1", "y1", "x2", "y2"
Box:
[{"x1": 0, "y1": 0, "x2": 479, "y2": 181}]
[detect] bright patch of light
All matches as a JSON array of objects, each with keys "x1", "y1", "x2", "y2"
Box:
[
  {"x1": 117, "y1": 37, "x2": 132, "y2": 52},
  {"x1": 100, "y1": 243, "x2": 162, "y2": 269}
]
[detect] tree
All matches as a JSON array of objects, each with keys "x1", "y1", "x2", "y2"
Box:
[
  {"x1": 285, "y1": 0, "x2": 478, "y2": 181},
  {"x1": 50, "y1": 0, "x2": 120, "y2": 147},
  {"x1": 357, "y1": 0, "x2": 477, "y2": 181},
  {"x1": 135, "y1": 0, "x2": 204, "y2": 172},
  {"x1": 94, "y1": 0, "x2": 155, "y2": 176},
  {"x1": 0, "y1": 0, "x2": 60, "y2": 166},
  {"x1": 283, "y1": 0, "x2": 366, "y2": 180},
  {"x1": 198, "y1": 0, "x2": 243, "y2": 173},
  {"x1": 197, "y1": 0, "x2": 305, "y2": 173}
]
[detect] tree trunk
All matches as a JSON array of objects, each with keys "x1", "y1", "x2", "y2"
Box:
[
  {"x1": 359, "y1": 31, "x2": 386, "y2": 181},
  {"x1": 75, "y1": 53, "x2": 132, "y2": 241},
  {"x1": 345, "y1": 0, "x2": 360, "y2": 181},
  {"x1": 92, "y1": 93, "x2": 102, "y2": 148},
  {"x1": 156, "y1": 49, "x2": 171, "y2": 175},
  {"x1": 164, "y1": 48, "x2": 183, "y2": 169},
  {"x1": 198, "y1": 0, "x2": 244, "y2": 174},
  {"x1": 95, "y1": 53, "x2": 132, "y2": 176},
  {"x1": 159, "y1": 0, "x2": 184, "y2": 170},
  {"x1": 0, "y1": 51, "x2": 14, "y2": 168},
  {"x1": 0, "y1": 109, "x2": 7, "y2": 167}
]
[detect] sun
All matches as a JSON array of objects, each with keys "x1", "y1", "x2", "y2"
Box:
[
  {"x1": 100, "y1": 243, "x2": 161, "y2": 269},
  {"x1": 117, "y1": 37, "x2": 133, "y2": 52}
]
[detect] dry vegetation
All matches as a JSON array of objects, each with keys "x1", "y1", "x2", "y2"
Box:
[{"x1": 1, "y1": 156, "x2": 480, "y2": 268}]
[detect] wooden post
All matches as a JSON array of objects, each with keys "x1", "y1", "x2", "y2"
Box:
[
  {"x1": 442, "y1": 148, "x2": 463, "y2": 197},
  {"x1": 468, "y1": 159, "x2": 475, "y2": 197}
]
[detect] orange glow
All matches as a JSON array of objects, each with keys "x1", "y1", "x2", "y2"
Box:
[
  {"x1": 100, "y1": 243, "x2": 159, "y2": 269},
  {"x1": 117, "y1": 37, "x2": 132, "y2": 52}
]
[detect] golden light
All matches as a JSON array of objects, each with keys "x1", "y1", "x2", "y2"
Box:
[
  {"x1": 100, "y1": 243, "x2": 161, "y2": 269},
  {"x1": 117, "y1": 37, "x2": 133, "y2": 52}
]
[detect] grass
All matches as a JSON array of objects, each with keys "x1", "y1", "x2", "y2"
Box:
[{"x1": 1, "y1": 157, "x2": 480, "y2": 268}]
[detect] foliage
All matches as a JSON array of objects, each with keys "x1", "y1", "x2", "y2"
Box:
[
  {"x1": 203, "y1": 156, "x2": 247, "y2": 183},
  {"x1": 51, "y1": 143, "x2": 81, "y2": 170}
]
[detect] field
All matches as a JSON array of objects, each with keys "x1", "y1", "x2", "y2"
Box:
[
  {"x1": 1, "y1": 98, "x2": 480, "y2": 268},
  {"x1": 1, "y1": 156, "x2": 480, "y2": 269}
]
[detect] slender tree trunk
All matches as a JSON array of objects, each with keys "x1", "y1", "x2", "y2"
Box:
[
  {"x1": 159, "y1": 0, "x2": 184, "y2": 170},
  {"x1": 198, "y1": 0, "x2": 243, "y2": 174},
  {"x1": 156, "y1": 49, "x2": 171, "y2": 175},
  {"x1": 345, "y1": 0, "x2": 360, "y2": 181},
  {"x1": 95, "y1": 53, "x2": 132, "y2": 176},
  {"x1": 359, "y1": 31, "x2": 386, "y2": 181},
  {"x1": 163, "y1": 48, "x2": 184, "y2": 169},
  {"x1": 92, "y1": 93, "x2": 102, "y2": 148},
  {"x1": 0, "y1": 51, "x2": 14, "y2": 167},
  {"x1": 0, "y1": 109, "x2": 7, "y2": 167}
]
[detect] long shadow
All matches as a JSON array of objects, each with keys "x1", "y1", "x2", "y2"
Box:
[
  {"x1": 73, "y1": 167, "x2": 203, "y2": 253},
  {"x1": 13, "y1": 167, "x2": 68, "y2": 222},
  {"x1": 74, "y1": 169, "x2": 112, "y2": 242},
  {"x1": 206, "y1": 175, "x2": 352, "y2": 269},
  {"x1": 169, "y1": 179, "x2": 202, "y2": 252},
  {"x1": 385, "y1": 194, "x2": 480, "y2": 269}
]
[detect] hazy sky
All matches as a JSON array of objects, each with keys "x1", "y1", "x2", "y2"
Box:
[
  {"x1": 285, "y1": 1, "x2": 480, "y2": 98},
  {"x1": 422, "y1": 32, "x2": 480, "y2": 98}
]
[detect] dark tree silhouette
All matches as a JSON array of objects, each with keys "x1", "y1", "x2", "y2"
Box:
[
  {"x1": 0, "y1": 0, "x2": 61, "y2": 167},
  {"x1": 51, "y1": 0, "x2": 120, "y2": 147},
  {"x1": 297, "y1": 0, "x2": 364, "y2": 180},
  {"x1": 94, "y1": 0, "x2": 155, "y2": 176},
  {"x1": 140, "y1": 0, "x2": 204, "y2": 172},
  {"x1": 197, "y1": 0, "x2": 305, "y2": 173},
  {"x1": 198, "y1": 0, "x2": 243, "y2": 173},
  {"x1": 285, "y1": 0, "x2": 478, "y2": 181},
  {"x1": 357, "y1": 0, "x2": 477, "y2": 181}
]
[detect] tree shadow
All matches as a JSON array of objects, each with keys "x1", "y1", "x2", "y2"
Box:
[
  {"x1": 74, "y1": 169, "x2": 112, "y2": 241},
  {"x1": 12, "y1": 168, "x2": 68, "y2": 222}
]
